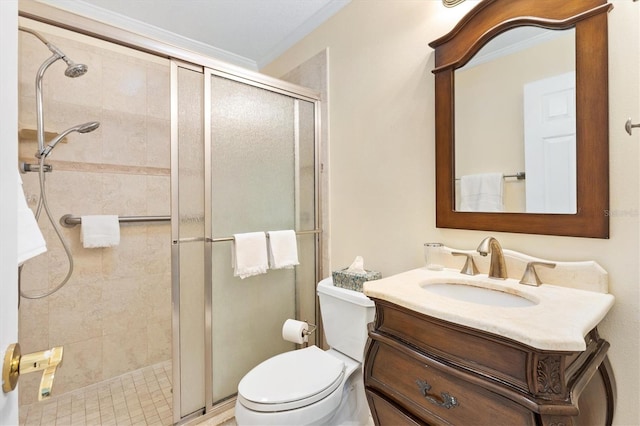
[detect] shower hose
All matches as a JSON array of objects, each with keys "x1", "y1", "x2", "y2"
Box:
[{"x1": 19, "y1": 154, "x2": 75, "y2": 299}]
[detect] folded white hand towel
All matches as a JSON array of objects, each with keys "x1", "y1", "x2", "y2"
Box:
[
  {"x1": 81, "y1": 215, "x2": 120, "y2": 248},
  {"x1": 17, "y1": 171, "x2": 47, "y2": 265},
  {"x1": 267, "y1": 230, "x2": 299, "y2": 269},
  {"x1": 460, "y1": 173, "x2": 504, "y2": 212},
  {"x1": 232, "y1": 232, "x2": 269, "y2": 279}
]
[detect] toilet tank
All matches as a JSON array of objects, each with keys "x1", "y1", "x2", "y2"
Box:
[{"x1": 317, "y1": 277, "x2": 375, "y2": 362}]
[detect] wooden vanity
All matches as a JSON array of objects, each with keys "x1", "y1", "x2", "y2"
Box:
[
  {"x1": 372, "y1": 0, "x2": 618, "y2": 417},
  {"x1": 364, "y1": 299, "x2": 616, "y2": 425}
]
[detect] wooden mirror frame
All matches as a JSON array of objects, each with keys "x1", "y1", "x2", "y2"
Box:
[{"x1": 430, "y1": 0, "x2": 612, "y2": 238}]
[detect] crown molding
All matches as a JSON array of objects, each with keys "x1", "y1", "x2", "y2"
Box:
[
  {"x1": 34, "y1": 0, "x2": 259, "y2": 70},
  {"x1": 257, "y1": 0, "x2": 350, "y2": 69}
]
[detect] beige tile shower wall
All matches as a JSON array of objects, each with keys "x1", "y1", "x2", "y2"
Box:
[{"x1": 18, "y1": 21, "x2": 171, "y2": 406}]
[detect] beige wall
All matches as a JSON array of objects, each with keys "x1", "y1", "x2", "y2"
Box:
[
  {"x1": 262, "y1": 1, "x2": 639, "y2": 424},
  {"x1": 18, "y1": 20, "x2": 171, "y2": 405}
]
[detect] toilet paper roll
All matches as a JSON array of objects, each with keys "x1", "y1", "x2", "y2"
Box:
[{"x1": 282, "y1": 319, "x2": 309, "y2": 344}]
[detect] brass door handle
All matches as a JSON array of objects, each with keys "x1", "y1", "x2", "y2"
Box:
[{"x1": 2, "y1": 343, "x2": 64, "y2": 400}]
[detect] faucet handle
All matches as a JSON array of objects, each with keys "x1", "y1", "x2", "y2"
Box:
[
  {"x1": 519, "y1": 261, "x2": 556, "y2": 286},
  {"x1": 451, "y1": 252, "x2": 479, "y2": 276}
]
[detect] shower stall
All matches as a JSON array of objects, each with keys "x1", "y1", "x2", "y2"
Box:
[
  {"x1": 17, "y1": 18, "x2": 175, "y2": 425},
  {"x1": 17, "y1": 7, "x2": 321, "y2": 425}
]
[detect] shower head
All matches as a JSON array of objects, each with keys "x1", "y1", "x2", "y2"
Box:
[
  {"x1": 64, "y1": 61, "x2": 88, "y2": 78},
  {"x1": 37, "y1": 121, "x2": 100, "y2": 158},
  {"x1": 19, "y1": 26, "x2": 88, "y2": 78},
  {"x1": 46, "y1": 41, "x2": 88, "y2": 78}
]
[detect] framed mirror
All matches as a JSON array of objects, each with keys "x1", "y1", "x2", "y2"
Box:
[{"x1": 430, "y1": 0, "x2": 612, "y2": 238}]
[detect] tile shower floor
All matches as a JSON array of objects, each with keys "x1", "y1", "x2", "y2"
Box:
[{"x1": 19, "y1": 361, "x2": 173, "y2": 426}]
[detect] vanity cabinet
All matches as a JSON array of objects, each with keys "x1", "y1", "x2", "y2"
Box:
[{"x1": 364, "y1": 299, "x2": 615, "y2": 425}]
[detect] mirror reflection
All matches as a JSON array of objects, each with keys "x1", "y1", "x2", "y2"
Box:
[{"x1": 454, "y1": 27, "x2": 576, "y2": 213}]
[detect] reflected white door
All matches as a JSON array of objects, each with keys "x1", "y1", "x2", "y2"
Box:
[{"x1": 524, "y1": 71, "x2": 576, "y2": 213}]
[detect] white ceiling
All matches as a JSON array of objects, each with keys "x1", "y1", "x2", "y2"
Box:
[{"x1": 37, "y1": 0, "x2": 350, "y2": 70}]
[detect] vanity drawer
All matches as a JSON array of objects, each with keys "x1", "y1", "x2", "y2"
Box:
[
  {"x1": 367, "y1": 340, "x2": 535, "y2": 425},
  {"x1": 374, "y1": 299, "x2": 530, "y2": 390},
  {"x1": 366, "y1": 389, "x2": 426, "y2": 426}
]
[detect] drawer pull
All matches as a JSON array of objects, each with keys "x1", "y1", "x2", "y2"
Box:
[{"x1": 416, "y1": 379, "x2": 459, "y2": 409}]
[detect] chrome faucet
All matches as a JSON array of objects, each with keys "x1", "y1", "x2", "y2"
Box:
[{"x1": 476, "y1": 237, "x2": 507, "y2": 279}]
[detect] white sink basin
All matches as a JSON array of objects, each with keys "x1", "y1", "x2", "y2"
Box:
[{"x1": 422, "y1": 282, "x2": 537, "y2": 308}]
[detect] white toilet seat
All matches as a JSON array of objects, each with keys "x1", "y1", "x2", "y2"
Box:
[{"x1": 237, "y1": 345, "x2": 345, "y2": 412}]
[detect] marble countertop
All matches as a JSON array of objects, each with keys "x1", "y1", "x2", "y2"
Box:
[{"x1": 363, "y1": 267, "x2": 615, "y2": 351}]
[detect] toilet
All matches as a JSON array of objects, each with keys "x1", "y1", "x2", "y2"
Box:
[{"x1": 234, "y1": 277, "x2": 375, "y2": 425}]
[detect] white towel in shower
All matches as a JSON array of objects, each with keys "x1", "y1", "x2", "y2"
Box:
[
  {"x1": 232, "y1": 232, "x2": 269, "y2": 279},
  {"x1": 80, "y1": 215, "x2": 120, "y2": 248},
  {"x1": 17, "y1": 170, "x2": 47, "y2": 265},
  {"x1": 267, "y1": 230, "x2": 299, "y2": 269},
  {"x1": 459, "y1": 173, "x2": 504, "y2": 212}
]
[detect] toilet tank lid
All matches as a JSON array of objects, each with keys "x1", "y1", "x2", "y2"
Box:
[{"x1": 317, "y1": 277, "x2": 375, "y2": 307}]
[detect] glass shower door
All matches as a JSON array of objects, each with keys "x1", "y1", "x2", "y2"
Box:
[
  {"x1": 174, "y1": 62, "x2": 320, "y2": 420},
  {"x1": 209, "y1": 73, "x2": 302, "y2": 403},
  {"x1": 173, "y1": 63, "x2": 206, "y2": 420}
]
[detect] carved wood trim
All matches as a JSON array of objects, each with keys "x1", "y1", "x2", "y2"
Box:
[
  {"x1": 430, "y1": 1, "x2": 612, "y2": 71},
  {"x1": 536, "y1": 355, "x2": 564, "y2": 395}
]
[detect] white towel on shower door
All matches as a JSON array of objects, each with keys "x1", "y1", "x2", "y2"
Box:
[
  {"x1": 232, "y1": 232, "x2": 269, "y2": 279},
  {"x1": 81, "y1": 215, "x2": 120, "y2": 248},
  {"x1": 459, "y1": 173, "x2": 504, "y2": 212},
  {"x1": 267, "y1": 230, "x2": 299, "y2": 269},
  {"x1": 17, "y1": 170, "x2": 47, "y2": 265}
]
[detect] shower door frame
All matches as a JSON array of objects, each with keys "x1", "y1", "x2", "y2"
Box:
[{"x1": 18, "y1": 1, "x2": 324, "y2": 424}]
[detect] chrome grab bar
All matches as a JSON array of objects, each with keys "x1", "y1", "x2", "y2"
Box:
[{"x1": 60, "y1": 214, "x2": 170, "y2": 228}]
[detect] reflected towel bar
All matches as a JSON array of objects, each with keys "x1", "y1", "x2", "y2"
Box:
[
  {"x1": 60, "y1": 214, "x2": 170, "y2": 228},
  {"x1": 455, "y1": 172, "x2": 525, "y2": 181}
]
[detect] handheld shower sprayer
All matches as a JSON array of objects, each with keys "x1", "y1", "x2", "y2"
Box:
[{"x1": 37, "y1": 121, "x2": 100, "y2": 158}]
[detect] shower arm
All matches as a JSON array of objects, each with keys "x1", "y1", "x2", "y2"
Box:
[
  {"x1": 18, "y1": 26, "x2": 49, "y2": 45},
  {"x1": 19, "y1": 26, "x2": 64, "y2": 156}
]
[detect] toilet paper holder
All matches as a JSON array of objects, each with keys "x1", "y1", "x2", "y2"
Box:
[
  {"x1": 302, "y1": 321, "x2": 317, "y2": 347},
  {"x1": 282, "y1": 319, "x2": 318, "y2": 347},
  {"x1": 303, "y1": 321, "x2": 317, "y2": 336}
]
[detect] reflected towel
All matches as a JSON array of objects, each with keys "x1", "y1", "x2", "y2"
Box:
[
  {"x1": 267, "y1": 230, "x2": 299, "y2": 269},
  {"x1": 232, "y1": 232, "x2": 269, "y2": 279},
  {"x1": 17, "y1": 171, "x2": 47, "y2": 265},
  {"x1": 81, "y1": 215, "x2": 120, "y2": 248},
  {"x1": 460, "y1": 173, "x2": 504, "y2": 212}
]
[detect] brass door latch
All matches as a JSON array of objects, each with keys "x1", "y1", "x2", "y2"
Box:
[{"x1": 2, "y1": 343, "x2": 64, "y2": 401}]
